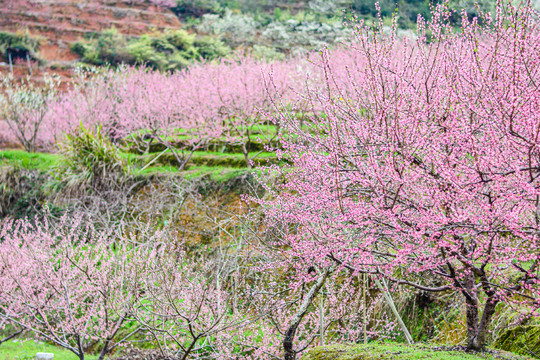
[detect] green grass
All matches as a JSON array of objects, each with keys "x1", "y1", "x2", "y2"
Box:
[
  {"x1": 0, "y1": 339, "x2": 97, "y2": 360},
  {"x1": 183, "y1": 165, "x2": 252, "y2": 182},
  {"x1": 0, "y1": 149, "x2": 275, "y2": 180},
  {"x1": 125, "y1": 124, "x2": 280, "y2": 145},
  {"x1": 134, "y1": 150, "x2": 277, "y2": 169},
  {"x1": 0, "y1": 150, "x2": 59, "y2": 171},
  {"x1": 138, "y1": 163, "x2": 253, "y2": 183},
  {"x1": 304, "y1": 343, "x2": 534, "y2": 360}
]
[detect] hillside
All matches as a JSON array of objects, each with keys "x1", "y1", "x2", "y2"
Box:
[
  {"x1": 0, "y1": 0, "x2": 499, "y2": 86},
  {"x1": 0, "y1": 0, "x2": 183, "y2": 83}
]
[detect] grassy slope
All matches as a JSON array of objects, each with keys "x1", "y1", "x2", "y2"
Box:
[
  {"x1": 0, "y1": 340, "x2": 97, "y2": 360},
  {"x1": 0, "y1": 150, "x2": 59, "y2": 171},
  {"x1": 0, "y1": 149, "x2": 272, "y2": 181},
  {"x1": 304, "y1": 343, "x2": 535, "y2": 360}
]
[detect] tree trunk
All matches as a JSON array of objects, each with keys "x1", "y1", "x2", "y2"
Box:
[
  {"x1": 283, "y1": 269, "x2": 329, "y2": 360},
  {"x1": 462, "y1": 271, "x2": 498, "y2": 352},
  {"x1": 466, "y1": 297, "x2": 498, "y2": 351},
  {"x1": 242, "y1": 140, "x2": 251, "y2": 169}
]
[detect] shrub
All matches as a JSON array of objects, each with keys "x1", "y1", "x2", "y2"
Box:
[
  {"x1": 194, "y1": 35, "x2": 231, "y2": 59},
  {"x1": 197, "y1": 10, "x2": 259, "y2": 46},
  {"x1": 173, "y1": 0, "x2": 222, "y2": 18},
  {"x1": 164, "y1": 29, "x2": 196, "y2": 51},
  {"x1": 94, "y1": 27, "x2": 134, "y2": 65},
  {"x1": 0, "y1": 31, "x2": 41, "y2": 61},
  {"x1": 73, "y1": 29, "x2": 209, "y2": 70},
  {"x1": 69, "y1": 41, "x2": 91, "y2": 57},
  {"x1": 126, "y1": 36, "x2": 169, "y2": 70},
  {"x1": 52, "y1": 125, "x2": 129, "y2": 197}
]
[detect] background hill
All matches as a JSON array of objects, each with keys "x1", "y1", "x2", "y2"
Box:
[
  {"x1": 0, "y1": 0, "x2": 183, "y2": 84},
  {"x1": 0, "y1": 0, "x2": 496, "y2": 85}
]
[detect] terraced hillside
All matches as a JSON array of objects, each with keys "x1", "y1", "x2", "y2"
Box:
[{"x1": 0, "y1": 0, "x2": 182, "y2": 82}]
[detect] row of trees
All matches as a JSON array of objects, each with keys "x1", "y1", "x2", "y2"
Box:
[{"x1": 1, "y1": 55, "x2": 303, "y2": 167}]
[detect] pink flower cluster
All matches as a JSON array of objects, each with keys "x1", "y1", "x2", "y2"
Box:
[{"x1": 38, "y1": 56, "x2": 300, "y2": 153}]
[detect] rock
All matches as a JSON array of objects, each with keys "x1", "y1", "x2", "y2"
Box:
[{"x1": 36, "y1": 353, "x2": 54, "y2": 360}]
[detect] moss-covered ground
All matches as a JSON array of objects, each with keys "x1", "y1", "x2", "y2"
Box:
[
  {"x1": 303, "y1": 343, "x2": 534, "y2": 360},
  {"x1": 494, "y1": 325, "x2": 540, "y2": 359}
]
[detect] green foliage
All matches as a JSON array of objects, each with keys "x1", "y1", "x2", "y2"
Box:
[
  {"x1": 0, "y1": 31, "x2": 42, "y2": 61},
  {"x1": 126, "y1": 31, "x2": 199, "y2": 70},
  {"x1": 494, "y1": 325, "x2": 540, "y2": 359},
  {"x1": 72, "y1": 28, "x2": 230, "y2": 70},
  {"x1": 197, "y1": 9, "x2": 259, "y2": 46},
  {"x1": 94, "y1": 27, "x2": 132, "y2": 65},
  {"x1": 173, "y1": 0, "x2": 222, "y2": 17},
  {"x1": 194, "y1": 36, "x2": 230, "y2": 59},
  {"x1": 165, "y1": 29, "x2": 195, "y2": 50},
  {"x1": 71, "y1": 28, "x2": 131, "y2": 65},
  {"x1": 250, "y1": 44, "x2": 285, "y2": 60},
  {"x1": 51, "y1": 125, "x2": 129, "y2": 195},
  {"x1": 69, "y1": 41, "x2": 89, "y2": 57},
  {"x1": 126, "y1": 35, "x2": 169, "y2": 70},
  {"x1": 304, "y1": 343, "x2": 535, "y2": 360}
]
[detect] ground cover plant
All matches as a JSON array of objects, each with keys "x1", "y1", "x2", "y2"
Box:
[
  {"x1": 303, "y1": 343, "x2": 535, "y2": 360},
  {"x1": 0, "y1": 339, "x2": 98, "y2": 360},
  {"x1": 1, "y1": 1, "x2": 540, "y2": 360}
]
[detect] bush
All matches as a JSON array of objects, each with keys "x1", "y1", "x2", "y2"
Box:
[
  {"x1": 52, "y1": 125, "x2": 130, "y2": 197},
  {"x1": 72, "y1": 28, "x2": 133, "y2": 66},
  {"x1": 0, "y1": 31, "x2": 42, "y2": 61},
  {"x1": 127, "y1": 36, "x2": 169, "y2": 70},
  {"x1": 164, "y1": 29, "x2": 196, "y2": 51},
  {"x1": 95, "y1": 27, "x2": 134, "y2": 65},
  {"x1": 197, "y1": 10, "x2": 259, "y2": 46},
  {"x1": 69, "y1": 41, "x2": 90, "y2": 57},
  {"x1": 194, "y1": 36, "x2": 231, "y2": 59},
  {"x1": 173, "y1": 0, "x2": 222, "y2": 18},
  {"x1": 72, "y1": 28, "x2": 228, "y2": 70},
  {"x1": 0, "y1": 165, "x2": 50, "y2": 219}
]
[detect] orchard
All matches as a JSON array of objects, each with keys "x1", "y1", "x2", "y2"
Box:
[{"x1": 1, "y1": 0, "x2": 540, "y2": 359}]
